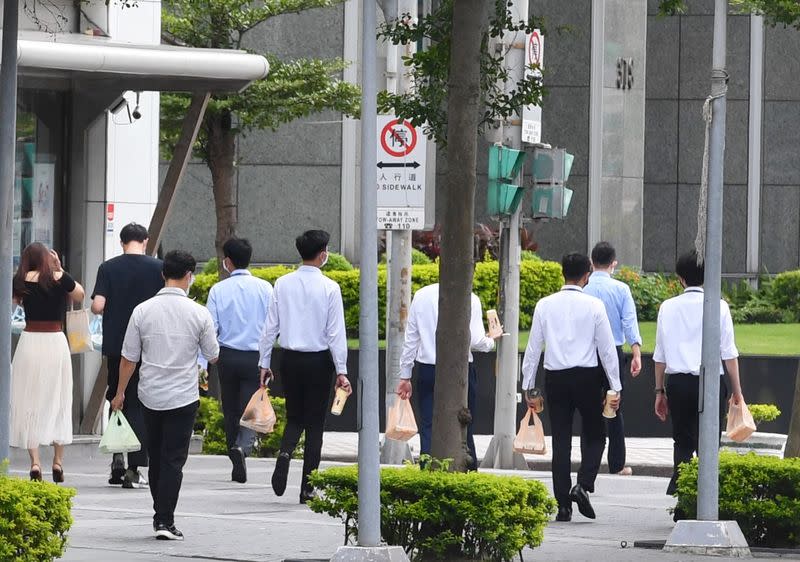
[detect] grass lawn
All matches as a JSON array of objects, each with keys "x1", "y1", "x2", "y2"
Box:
[{"x1": 350, "y1": 323, "x2": 800, "y2": 356}]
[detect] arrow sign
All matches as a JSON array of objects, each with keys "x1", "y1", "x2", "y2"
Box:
[{"x1": 377, "y1": 161, "x2": 421, "y2": 169}]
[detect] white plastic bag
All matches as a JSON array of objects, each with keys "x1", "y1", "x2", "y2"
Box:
[
  {"x1": 66, "y1": 306, "x2": 93, "y2": 354},
  {"x1": 99, "y1": 411, "x2": 142, "y2": 454},
  {"x1": 385, "y1": 398, "x2": 418, "y2": 442},
  {"x1": 513, "y1": 408, "x2": 546, "y2": 455},
  {"x1": 240, "y1": 388, "x2": 277, "y2": 434},
  {"x1": 726, "y1": 398, "x2": 756, "y2": 443}
]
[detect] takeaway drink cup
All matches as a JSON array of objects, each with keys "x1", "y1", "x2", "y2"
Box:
[
  {"x1": 603, "y1": 390, "x2": 618, "y2": 419},
  {"x1": 331, "y1": 387, "x2": 349, "y2": 416},
  {"x1": 487, "y1": 309, "x2": 503, "y2": 338}
]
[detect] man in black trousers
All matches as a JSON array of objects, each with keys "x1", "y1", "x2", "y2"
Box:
[
  {"x1": 259, "y1": 230, "x2": 351, "y2": 503},
  {"x1": 521, "y1": 253, "x2": 621, "y2": 522},
  {"x1": 207, "y1": 238, "x2": 273, "y2": 483},
  {"x1": 91, "y1": 223, "x2": 163, "y2": 488}
]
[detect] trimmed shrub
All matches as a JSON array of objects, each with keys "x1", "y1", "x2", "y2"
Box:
[
  {"x1": 202, "y1": 257, "x2": 219, "y2": 274},
  {"x1": 520, "y1": 250, "x2": 541, "y2": 262},
  {"x1": 412, "y1": 248, "x2": 433, "y2": 265},
  {"x1": 675, "y1": 453, "x2": 800, "y2": 548},
  {"x1": 195, "y1": 396, "x2": 301, "y2": 457},
  {"x1": 191, "y1": 260, "x2": 564, "y2": 336},
  {"x1": 309, "y1": 464, "x2": 556, "y2": 560},
  {"x1": 730, "y1": 298, "x2": 788, "y2": 324},
  {"x1": 0, "y1": 469, "x2": 75, "y2": 561},
  {"x1": 771, "y1": 270, "x2": 800, "y2": 322},
  {"x1": 322, "y1": 252, "x2": 354, "y2": 272},
  {"x1": 748, "y1": 404, "x2": 781, "y2": 425},
  {"x1": 614, "y1": 267, "x2": 682, "y2": 322}
]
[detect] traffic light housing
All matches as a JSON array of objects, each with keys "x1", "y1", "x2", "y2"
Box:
[
  {"x1": 531, "y1": 147, "x2": 574, "y2": 220},
  {"x1": 487, "y1": 145, "x2": 527, "y2": 216}
]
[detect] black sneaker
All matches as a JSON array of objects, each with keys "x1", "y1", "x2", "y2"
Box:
[
  {"x1": 229, "y1": 447, "x2": 247, "y2": 484},
  {"x1": 155, "y1": 523, "x2": 184, "y2": 541},
  {"x1": 109, "y1": 454, "x2": 125, "y2": 485},
  {"x1": 122, "y1": 469, "x2": 149, "y2": 489},
  {"x1": 271, "y1": 452, "x2": 291, "y2": 496}
]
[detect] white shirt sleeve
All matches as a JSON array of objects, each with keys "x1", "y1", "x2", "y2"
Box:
[
  {"x1": 120, "y1": 308, "x2": 142, "y2": 363},
  {"x1": 653, "y1": 303, "x2": 666, "y2": 364},
  {"x1": 521, "y1": 305, "x2": 545, "y2": 390},
  {"x1": 469, "y1": 295, "x2": 495, "y2": 353},
  {"x1": 326, "y1": 285, "x2": 349, "y2": 374},
  {"x1": 259, "y1": 289, "x2": 280, "y2": 369},
  {"x1": 206, "y1": 285, "x2": 220, "y2": 336},
  {"x1": 719, "y1": 300, "x2": 739, "y2": 360},
  {"x1": 199, "y1": 308, "x2": 220, "y2": 361},
  {"x1": 399, "y1": 296, "x2": 422, "y2": 379},
  {"x1": 594, "y1": 303, "x2": 621, "y2": 392}
]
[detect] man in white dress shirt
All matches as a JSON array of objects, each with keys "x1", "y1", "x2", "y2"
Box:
[
  {"x1": 522, "y1": 253, "x2": 620, "y2": 522},
  {"x1": 395, "y1": 283, "x2": 497, "y2": 470},
  {"x1": 258, "y1": 230, "x2": 351, "y2": 504},
  {"x1": 653, "y1": 250, "x2": 744, "y2": 499}
]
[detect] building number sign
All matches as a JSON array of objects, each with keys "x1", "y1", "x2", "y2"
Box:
[{"x1": 616, "y1": 57, "x2": 634, "y2": 90}]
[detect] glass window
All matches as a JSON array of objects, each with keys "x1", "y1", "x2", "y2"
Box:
[{"x1": 13, "y1": 90, "x2": 66, "y2": 267}]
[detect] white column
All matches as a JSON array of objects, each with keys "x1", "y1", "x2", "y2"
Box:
[
  {"x1": 340, "y1": 0, "x2": 361, "y2": 261},
  {"x1": 746, "y1": 15, "x2": 764, "y2": 278},
  {"x1": 588, "y1": 0, "x2": 605, "y2": 250}
]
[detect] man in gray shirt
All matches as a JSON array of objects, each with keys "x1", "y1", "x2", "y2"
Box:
[{"x1": 112, "y1": 250, "x2": 219, "y2": 541}]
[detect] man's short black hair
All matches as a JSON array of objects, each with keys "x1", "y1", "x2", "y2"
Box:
[
  {"x1": 676, "y1": 250, "x2": 704, "y2": 287},
  {"x1": 163, "y1": 250, "x2": 197, "y2": 280},
  {"x1": 120, "y1": 223, "x2": 149, "y2": 245},
  {"x1": 223, "y1": 238, "x2": 253, "y2": 270},
  {"x1": 591, "y1": 241, "x2": 616, "y2": 267},
  {"x1": 562, "y1": 252, "x2": 592, "y2": 282},
  {"x1": 296, "y1": 230, "x2": 330, "y2": 261}
]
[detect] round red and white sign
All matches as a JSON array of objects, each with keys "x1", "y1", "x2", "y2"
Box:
[
  {"x1": 380, "y1": 119, "x2": 417, "y2": 158},
  {"x1": 528, "y1": 31, "x2": 542, "y2": 66}
]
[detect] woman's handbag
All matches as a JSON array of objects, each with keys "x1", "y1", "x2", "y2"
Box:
[
  {"x1": 99, "y1": 411, "x2": 142, "y2": 454},
  {"x1": 240, "y1": 387, "x2": 277, "y2": 434},
  {"x1": 66, "y1": 304, "x2": 93, "y2": 354},
  {"x1": 726, "y1": 397, "x2": 756, "y2": 443},
  {"x1": 513, "y1": 408, "x2": 547, "y2": 455},
  {"x1": 385, "y1": 397, "x2": 418, "y2": 442}
]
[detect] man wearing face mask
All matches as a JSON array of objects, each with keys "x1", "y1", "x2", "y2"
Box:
[
  {"x1": 521, "y1": 252, "x2": 620, "y2": 523},
  {"x1": 258, "y1": 230, "x2": 351, "y2": 504},
  {"x1": 112, "y1": 250, "x2": 219, "y2": 541},
  {"x1": 206, "y1": 238, "x2": 273, "y2": 483}
]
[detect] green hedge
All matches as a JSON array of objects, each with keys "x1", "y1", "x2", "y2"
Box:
[
  {"x1": 190, "y1": 260, "x2": 564, "y2": 337},
  {"x1": 771, "y1": 270, "x2": 800, "y2": 322},
  {"x1": 0, "y1": 470, "x2": 75, "y2": 561},
  {"x1": 614, "y1": 267, "x2": 682, "y2": 322},
  {"x1": 675, "y1": 452, "x2": 800, "y2": 548},
  {"x1": 308, "y1": 465, "x2": 556, "y2": 560},
  {"x1": 196, "y1": 396, "x2": 302, "y2": 457}
]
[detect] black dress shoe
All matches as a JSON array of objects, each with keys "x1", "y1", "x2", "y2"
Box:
[
  {"x1": 673, "y1": 505, "x2": 687, "y2": 523},
  {"x1": 555, "y1": 506, "x2": 572, "y2": 522},
  {"x1": 271, "y1": 452, "x2": 290, "y2": 496},
  {"x1": 299, "y1": 486, "x2": 317, "y2": 505},
  {"x1": 229, "y1": 447, "x2": 247, "y2": 483},
  {"x1": 569, "y1": 484, "x2": 596, "y2": 519}
]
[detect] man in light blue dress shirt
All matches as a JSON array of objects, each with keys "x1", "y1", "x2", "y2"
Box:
[
  {"x1": 207, "y1": 238, "x2": 273, "y2": 483},
  {"x1": 584, "y1": 242, "x2": 642, "y2": 476}
]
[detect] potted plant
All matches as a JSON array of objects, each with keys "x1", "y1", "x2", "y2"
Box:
[{"x1": 722, "y1": 403, "x2": 785, "y2": 457}]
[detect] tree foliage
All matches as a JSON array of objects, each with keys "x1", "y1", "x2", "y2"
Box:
[
  {"x1": 659, "y1": 0, "x2": 800, "y2": 28},
  {"x1": 160, "y1": 0, "x2": 360, "y2": 160},
  {"x1": 377, "y1": 0, "x2": 545, "y2": 145}
]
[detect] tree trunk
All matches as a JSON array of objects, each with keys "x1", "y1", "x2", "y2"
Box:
[
  {"x1": 430, "y1": 0, "x2": 486, "y2": 472},
  {"x1": 785, "y1": 362, "x2": 800, "y2": 457},
  {"x1": 207, "y1": 111, "x2": 237, "y2": 278}
]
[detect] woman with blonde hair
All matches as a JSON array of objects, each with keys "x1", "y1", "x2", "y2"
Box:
[{"x1": 11, "y1": 242, "x2": 84, "y2": 482}]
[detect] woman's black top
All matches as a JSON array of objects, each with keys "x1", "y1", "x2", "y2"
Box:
[{"x1": 22, "y1": 273, "x2": 76, "y2": 322}]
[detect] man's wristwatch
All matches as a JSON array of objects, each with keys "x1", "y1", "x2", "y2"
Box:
[{"x1": 655, "y1": 388, "x2": 665, "y2": 395}]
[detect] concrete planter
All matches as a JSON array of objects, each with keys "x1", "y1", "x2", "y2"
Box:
[{"x1": 721, "y1": 431, "x2": 787, "y2": 458}]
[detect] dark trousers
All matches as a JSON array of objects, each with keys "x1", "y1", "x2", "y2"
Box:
[
  {"x1": 278, "y1": 350, "x2": 335, "y2": 491},
  {"x1": 546, "y1": 367, "x2": 607, "y2": 508},
  {"x1": 417, "y1": 362, "x2": 478, "y2": 471},
  {"x1": 602, "y1": 347, "x2": 627, "y2": 473},
  {"x1": 106, "y1": 355, "x2": 148, "y2": 469},
  {"x1": 218, "y1": 347, "x2": 260, "y2": 456},
  {"x1": 143, "y1": 401, "x2": 199, "y2": 527},
  {"x1": 665, "y1": 373, "x2": 728, "y2": 494}
]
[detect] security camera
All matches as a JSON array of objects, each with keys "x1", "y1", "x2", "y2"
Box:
[{"x1": 131, "y1": 92, "x2": 142, "y2": 120}]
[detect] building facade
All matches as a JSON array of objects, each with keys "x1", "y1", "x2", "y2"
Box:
[{"x1": 161, "y1": 0, "x2": 800, "y2": 278}]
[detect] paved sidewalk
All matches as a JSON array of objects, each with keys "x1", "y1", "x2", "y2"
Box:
[
  {"x1": 324, "y1": 433, "x2": 677, "y2": 475},
  {"x1": 5, "y1": 454, "x2": 784, "y2": 561}
]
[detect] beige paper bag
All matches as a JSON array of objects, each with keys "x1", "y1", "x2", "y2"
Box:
[
  {"x1": 385, "y1": 398, "x2": 418, "y2": 442},
  {"x1": 240, "y1": 388, "x2": 277, "y2": 434},
  {"x1": 726, "y1": 398, "x2": 756, "y2": 443},
  {"x1": 513, "y1": 408, "x2": 546, "y2": 455}
]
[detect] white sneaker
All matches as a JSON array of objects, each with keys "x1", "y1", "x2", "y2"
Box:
[
  {"x1": 155, "y1": 523, "x2": 184, "y2": 541},
  {"x1": 122, "y1": 469, "x2": 149, "y2": 489}
]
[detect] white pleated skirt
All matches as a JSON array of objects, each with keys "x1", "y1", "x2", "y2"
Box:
[{"x1": 10, "y1": 331, "x2": 73, "y2": 449}]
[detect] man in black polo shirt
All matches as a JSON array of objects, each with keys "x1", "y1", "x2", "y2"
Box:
[{"x1": 92, "y1": 223, "x2": 163, "y2": 488}]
